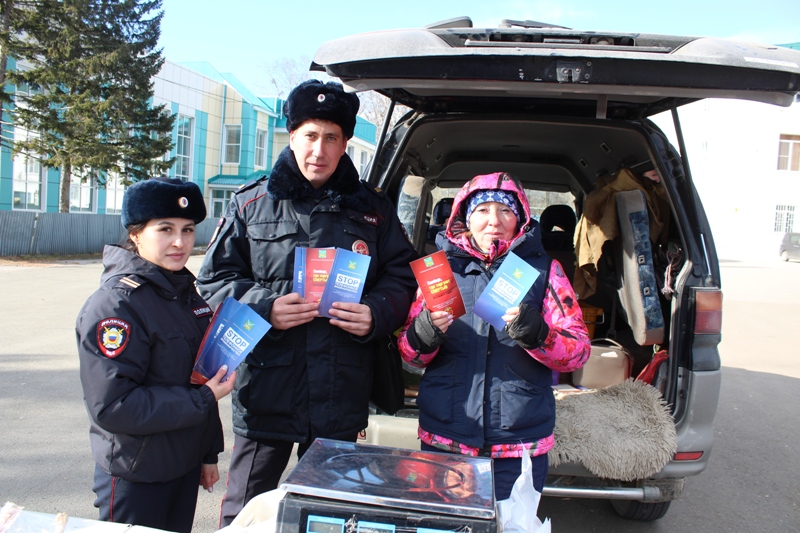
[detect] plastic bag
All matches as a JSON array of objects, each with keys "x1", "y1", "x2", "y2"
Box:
[
  {"x1": 0, "y1": 503, "x2": 68, "y2": 533},
  {"x1": 495, "y1": 454, "x2": 551, "y2": 533},
  {"x1": 216, "y1": 489, "x2": 286, "y2": 533}
]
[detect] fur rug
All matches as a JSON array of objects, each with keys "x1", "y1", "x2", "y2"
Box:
[{"x1": 548, "y1": 379, "x2": 677, "y2": 481}]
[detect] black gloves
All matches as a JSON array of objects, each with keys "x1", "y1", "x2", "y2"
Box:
[
  {"x1": 405, "y1": 309, "x2": 447, "y2": 353},
  {"x1": 505, "y1": 302, "x2": 550, "y2": 350},
  {"x1": 407, "y1": 304, "x2": 548, "y2": 353}
]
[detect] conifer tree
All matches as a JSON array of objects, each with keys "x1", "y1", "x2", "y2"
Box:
[{"x1": 6, "y1": 0, "x2": 174, "y2": 212}]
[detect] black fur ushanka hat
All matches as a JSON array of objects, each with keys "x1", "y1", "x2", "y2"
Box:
[
  {"x1": 283, "y1": 80, "x2": 360, "y2": 138},
  {"x1": 121, "y1": 177, "x2": 206, "y2": 228}
]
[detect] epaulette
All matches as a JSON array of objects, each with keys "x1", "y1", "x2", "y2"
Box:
[
  {"x1": 114, "y1": 275, "x2": 146, "y2": 292},
  {"x1": 234, "y1": 175, "x2": 268, "y2": 195},
  {"x1": 362, "y1": 180, "x2": 387, "y2": 198}
]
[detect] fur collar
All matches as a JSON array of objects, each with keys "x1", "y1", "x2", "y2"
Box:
[{"x1": 266, "y1": 146, "x2": 372, "y2": 212}]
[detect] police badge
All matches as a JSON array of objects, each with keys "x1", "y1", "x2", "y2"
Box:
[{"x1": 97, "y1": 318, "x2": 131, "y2": 358}]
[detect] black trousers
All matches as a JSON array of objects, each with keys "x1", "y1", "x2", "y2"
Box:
[
  {"x1": 220, "y1": 433, "x2": 357, "y2": 528},
  {"x1": 92, "y1": 463, "x2": 201, "y2": 533}
]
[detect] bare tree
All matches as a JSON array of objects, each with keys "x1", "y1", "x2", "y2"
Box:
[
  {"x1": 259, "y1": 55, "x2": 328, "y2": 98},
  {"x1": 357, "y1": 91, "x2": 410, "y2": 142}
]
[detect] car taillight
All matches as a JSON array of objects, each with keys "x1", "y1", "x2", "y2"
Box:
[
  {"x1": 694, "y1": 290, "x2": 722, "y2": 334},
  {"x1": 674, "y1": 451, "x2": 704, "y2": 461}
]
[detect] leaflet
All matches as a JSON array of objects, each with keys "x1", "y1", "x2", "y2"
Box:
[
  {"x1": 294, "y1": 247, "x2": 336, "y2": 302},
  {"x1": 318, "y1": 248, "x2": 372, "y2": 318},
  {"x1": 409, "y1": 250, "x2": 466, "y2": 318},
  {"x1": 191, "y1": 297, "x2": 271, "y2": 385},
  {"x1": 473, "y1": 251, "x2": 540, "y2": 330}
]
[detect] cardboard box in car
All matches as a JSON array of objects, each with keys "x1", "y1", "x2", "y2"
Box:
[{"x1": 573, "y1": 339, "x2": 633, "y2": 389}]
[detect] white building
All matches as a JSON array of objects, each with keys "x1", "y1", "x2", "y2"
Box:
[{"x1": 651, "y1": 93, "x2": 800, "y2": 260}]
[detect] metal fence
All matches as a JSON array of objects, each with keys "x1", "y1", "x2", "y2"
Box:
[{"x1": 0, "y1": 211, "x2": 218, "y2": 256}]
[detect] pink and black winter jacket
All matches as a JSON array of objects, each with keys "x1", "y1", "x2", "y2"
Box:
[{"x1": 398, "y1": 172, "x2": 590, "y2": 458}]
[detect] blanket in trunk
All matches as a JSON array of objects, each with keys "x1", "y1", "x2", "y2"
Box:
[{"x1": 549, "y1": 379, "x2": 677, "y2": 481}]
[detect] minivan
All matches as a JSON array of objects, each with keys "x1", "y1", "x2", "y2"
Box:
[
  {"x1": 779, "y1": 232, "x2": 800, "y2": 261},
  {"x1": 310, "y1": 17, "x2": 800, "y2": 521}
]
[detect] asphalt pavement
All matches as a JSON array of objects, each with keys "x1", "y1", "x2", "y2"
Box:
[{"x1": 1, "y1": 255, "x2": 798, "y2": 532}]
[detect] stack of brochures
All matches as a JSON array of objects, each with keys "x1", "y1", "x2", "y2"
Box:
[
  {"x1": 294, "y1": 247, "x2": 372, "y2": 317},
  {"x1": 191, "y1": 297, "x2": 272, "y2": 385}
]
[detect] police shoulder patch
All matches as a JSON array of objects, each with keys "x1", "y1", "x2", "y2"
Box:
[
  {"x1": 207, "y1": 216, "x2": 226, "y2": 248},
  {"x1": 96, "y1": 318, "x2": 131, "y2": 358}
]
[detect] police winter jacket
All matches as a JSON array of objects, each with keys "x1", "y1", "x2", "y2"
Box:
[
  {"x1": 196, "y1": 146, "x2": 418, "y2": 442},
  {"x1": 77, "y1": 245, "x2": 223, "y2": 484}
]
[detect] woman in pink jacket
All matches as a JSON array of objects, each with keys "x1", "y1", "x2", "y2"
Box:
[{"x1": 398, "y1": 172, "x2": 590, "y2": 500}]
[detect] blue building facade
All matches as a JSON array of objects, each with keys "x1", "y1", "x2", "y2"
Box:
[{"x1": 0, "y1": 60, "x2": 377, "y2": 220}]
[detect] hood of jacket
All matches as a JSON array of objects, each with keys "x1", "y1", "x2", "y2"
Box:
[
  {"x1": 445, "y1": 172, "x2": 540, "y2": 263},
  {"x1": 266, "y1": 145, "x2": 372, "y2": 212},
  {"x1": 100, "y1": 245, "x2": 195, "y2": 298}
]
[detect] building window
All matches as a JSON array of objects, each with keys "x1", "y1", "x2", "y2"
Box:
[
  {"x1": 775, "y1": 205, "x2": 796, "y2": 233},
  {"x1": 12, "y1": 83, "x2": 42, "y2": 211},
  {"x1": 360, "y1": 151, "x2": 369, "y2": 176},
  {"x1": 255, "y1": 128, "x2": 267, "y2": 168},
  {"x1": 175, "y1": 115, "x2": 193, "y2": 180},
  {"x1": 224, "y1": 125, "x2": 241, "y2": 164},
  {"x1": 212, "y1": 189, "x2": 234, "y2": 218},
  {"x1": 104, "y1": 172, "x2": 125, "y2": 214},
  {"x1": 346, "y1": 145, "x2": 354, "y2": 160},
  {"x1": 15, "y1": 80, "x2": 30, "y2": 99},
  {"x1": 777, "y1": 134, "x2": 800, "y2": 171},
  {"x1": 70, "y1": 173, "x2": 95, "y2": 213},
  {"x1": 12, "y1": 153, "x2": 42, "y2": 211}
]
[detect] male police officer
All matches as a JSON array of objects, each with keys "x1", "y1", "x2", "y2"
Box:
[{"x1": 197, "y1": 80, "x2": 417, "y2": 526}]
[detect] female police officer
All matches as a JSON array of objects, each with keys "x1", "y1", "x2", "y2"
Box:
[{"x1": 77, "y1": 177, "x2": 235, "y2": 533}]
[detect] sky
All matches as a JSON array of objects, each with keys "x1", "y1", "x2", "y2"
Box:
[{"x1": 158, "y1": 0, "x2": 800, "y2": 95}]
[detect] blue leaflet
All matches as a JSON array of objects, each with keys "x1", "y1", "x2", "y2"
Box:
[
  {"x1": 472, "y1": 251, "x2": 540, "y2": 330},
  {"x1": 192, "y1": 297, "x2": 271, "y2": 383},
  {"x1": 318, "y1": 248, "x2": 372, "y2": 318}
]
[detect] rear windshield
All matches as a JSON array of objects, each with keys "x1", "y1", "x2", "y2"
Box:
[{"x1": 397, "y1": 179, "x2": 576, "y2": 252}]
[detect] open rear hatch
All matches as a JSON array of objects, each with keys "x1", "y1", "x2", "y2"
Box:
[{"x1": 312, "y1": 18, "x2": 800, "y2": 118}]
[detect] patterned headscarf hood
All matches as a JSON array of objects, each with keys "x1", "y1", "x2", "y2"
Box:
[
  {"x1": 465, "y1": 190, "x2": 520, "y2": 225},
  {"x1": 445, "y1": 172, "x2": 533, "y2": 262}
]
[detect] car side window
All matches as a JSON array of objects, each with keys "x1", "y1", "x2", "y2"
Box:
[{"x1": 396, "y1": 174, "x2": 428, "y2": 249}]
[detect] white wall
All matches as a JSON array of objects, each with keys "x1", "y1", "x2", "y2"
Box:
[
  {"x1": 152, "y1": 61, "x2": 217, "y2": 115},
  {"x1": 651, "y1": 98, "x2": 800, "y2": 260},
  {"x1": 347, "y1": 137, "x2": 376, "y2": 178}
]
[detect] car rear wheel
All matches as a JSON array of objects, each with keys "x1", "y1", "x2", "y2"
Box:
[
  {"x1": 781, "y1": 250, "x2": 790, "y2": 261},
  {"x1": 610, "y1": 499, "x2": 671, "y2": 521}
]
